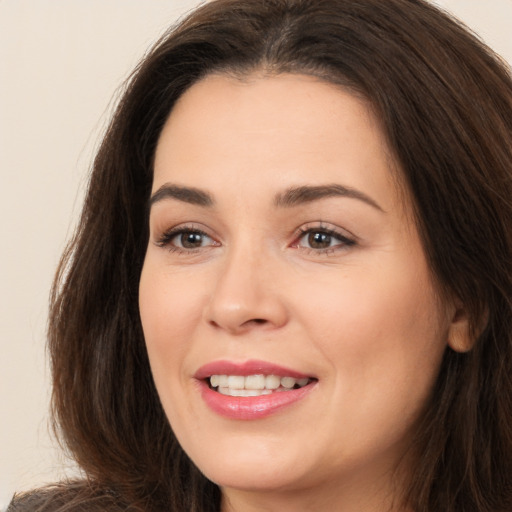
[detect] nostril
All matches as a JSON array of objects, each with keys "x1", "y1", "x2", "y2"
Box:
[
  {"x1": 208, "y1": 317, "x2": 268, "y2": 331},
  {"x1": 240, "y1": 318, "x2": 268, "y2": 328}
]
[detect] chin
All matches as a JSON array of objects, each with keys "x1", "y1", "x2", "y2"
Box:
[
  {"x1": 181, "y1": 432, "x2": 313, "y2": 492},
  {"x1": 202, "y1": 460, "x2": 310, "y2": 493}
]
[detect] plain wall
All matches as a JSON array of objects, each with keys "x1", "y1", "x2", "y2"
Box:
[{"x1": 1, "y1": 1, "x2": 511, "y2": 508}]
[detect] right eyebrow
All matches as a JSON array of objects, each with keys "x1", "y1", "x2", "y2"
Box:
[
  {"x1": 149, "y1": 183, "x2": 214, "y2": 208},
  {"x1": 274, "y1": 184, "x2": 384, "y2": 212}
]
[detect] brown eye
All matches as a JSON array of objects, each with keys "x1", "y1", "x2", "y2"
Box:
[
  {"x1": 308, "y1": 231, "x2": 332, "y2": 249},
  {"x1": 179, "y1": 231, "x2": 206, "y2": 248},
  {"x1": 159, "y1": 228, "x2": 216, "y2": 250},
  {"x1": 295, "y1": 228, "x2": 355, "y2": 253}
]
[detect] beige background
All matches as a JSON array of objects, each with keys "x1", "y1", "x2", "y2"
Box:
[{"x1": 1, "y1": 0, "x2": 511, "y2": 508}]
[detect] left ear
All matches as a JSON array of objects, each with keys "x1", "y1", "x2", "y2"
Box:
[{"x1": 447, "y1": 304, "x2": 473, "y2": 353}]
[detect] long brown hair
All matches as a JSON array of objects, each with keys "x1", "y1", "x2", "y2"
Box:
[{"x1": 12, "y1": 0, "x2": 512, "y2": 510}]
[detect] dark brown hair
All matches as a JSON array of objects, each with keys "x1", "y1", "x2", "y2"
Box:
[{"x1": 10, "y1": 0, "x2": 512, "y2": 510}]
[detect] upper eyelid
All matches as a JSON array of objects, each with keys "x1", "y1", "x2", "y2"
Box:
[
  {"x1": 293, "y1": 221, "x2": 356, "y2": 240},
  {"x1": 295, "y1": 229, "x2": 354, "y2": 245},
  {"x1": 153, "y1": 224, "x2": 216, "y2": 247},
  {"x1": 153, "y1": 222, "x2": 214, "y2": 237}
]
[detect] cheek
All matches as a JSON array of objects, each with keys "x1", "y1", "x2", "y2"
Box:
[
  {"x1": 302, "y1": 268, "x2": 440, "y2": 338},
  {"x1": 139, "y1": 261, "x2": 206, "y2": 381},
  {"x1": 293, "y1": 267, "x2": 447, "y2": 463},
  {"x1": 296, "y1": 257, "x2": 447, "y2": 404}
]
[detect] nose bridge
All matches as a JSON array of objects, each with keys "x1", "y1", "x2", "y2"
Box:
[{"x1": 205, "y1": 233, "x2": 287, "y2": 333}]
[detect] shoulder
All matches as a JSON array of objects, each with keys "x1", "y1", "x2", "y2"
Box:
[{"x1": 7, "y1": 481, "x2": 132, "y2": 512}]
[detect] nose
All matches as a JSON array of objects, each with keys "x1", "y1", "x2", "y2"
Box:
[{"x1": 204, "y1": 243, "x2": 289, "y2": 335}]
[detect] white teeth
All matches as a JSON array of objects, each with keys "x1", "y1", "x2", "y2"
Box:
[
  {"x1": 280, "y1": 376, "x2": 296, "y2": 389},
  {"x1": 218, "y1": 387, "x2": 273, "y2": 397},
  {"x1": 265, "y1": 375, "x2": 281, "y2": 390},
  {"x1": 227, "y1": 375, "x2": 245, "y2": 389},
  {"x1": 245, "y1": 374, "x2": 266, "y2": 389},
  {"x1": 209, "y1": 374, "x2": 311, "y2": 395}
]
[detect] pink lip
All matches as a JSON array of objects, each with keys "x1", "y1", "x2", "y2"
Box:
[
  {"x1": 194, "y1": 359, "x2": 317, "y2": 420},
  {"x1": 194, "y1": 359, "x2": 312, "y2": 379}
]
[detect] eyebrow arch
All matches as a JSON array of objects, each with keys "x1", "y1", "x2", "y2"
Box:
[
  {"x1": 149, "y1": 183, "x2": 214, "y2": 208},
  {"x1": 274, "y1": 184, "x2": 384, "y2": 211}
]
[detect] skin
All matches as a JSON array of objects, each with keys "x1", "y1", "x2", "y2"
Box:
[{"x1": 139, "y1": 73, "x2": 468, "y2": 512}]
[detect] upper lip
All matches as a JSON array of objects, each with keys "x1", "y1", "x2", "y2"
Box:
[{"x1": 194, "y1": 359, "x2": 314, "y2": 380}]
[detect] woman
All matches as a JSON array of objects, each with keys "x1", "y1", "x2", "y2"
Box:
[{"x1": 9, "y1": 0, "x2": 512, "y2": 510}]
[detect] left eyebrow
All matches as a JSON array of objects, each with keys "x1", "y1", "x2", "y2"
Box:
[
  {"x1": 274, "y1": 184, "x2": 384, "y2": 212},
  {"x1": 149, "y1": 183, "x2": 214, "y2": 208}
]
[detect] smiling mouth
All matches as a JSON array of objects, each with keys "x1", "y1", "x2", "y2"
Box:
[{"x1": 208, "y1": 374, "x2": 315, "y2": 397}]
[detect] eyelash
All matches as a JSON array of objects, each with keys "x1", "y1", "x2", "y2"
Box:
[
  {"x1": 292, "y1": 224, "x2": 356, "y2": 255},
  {"x1": 155, "y1": 223, "x2": 356, "y2": 255},
  {"x1": 155, "y1": 225, "x2": 217, "y2": 254}
]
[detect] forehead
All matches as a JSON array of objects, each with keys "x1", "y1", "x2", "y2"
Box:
[{"x1": 153, "y1": 73, "x2": 402, "y2": 214}]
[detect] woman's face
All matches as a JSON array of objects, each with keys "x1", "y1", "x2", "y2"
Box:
[{"x1": 139, "y1": 74, "x2": 460, "y2": 507}]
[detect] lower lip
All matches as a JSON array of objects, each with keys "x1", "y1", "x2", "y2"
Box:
[{"x1": 198, "y1": 381, "x2": 316, "y2": 420}]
